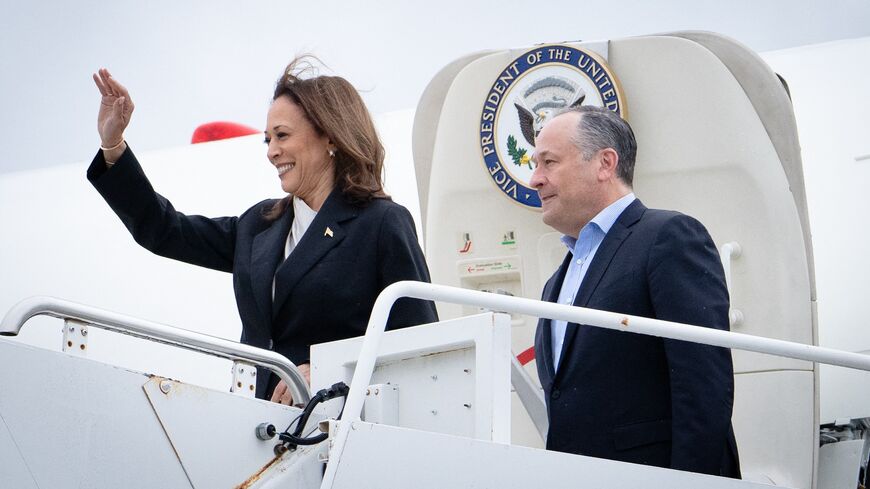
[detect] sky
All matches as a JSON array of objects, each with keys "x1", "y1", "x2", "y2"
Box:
[{"x1": 1, "y1": 0, "x2": 869, "y2": 174}]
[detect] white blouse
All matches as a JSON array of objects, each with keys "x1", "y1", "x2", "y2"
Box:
[
  {"x1": 272, "y1": 196, "x2": 318, "y2": 300},
  {"x1": 285, "y1": 196, "x2": 318, "y2": 259}
]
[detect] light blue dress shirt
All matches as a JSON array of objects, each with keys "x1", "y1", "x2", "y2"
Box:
[{"x1": 551, "y1": 193, "x2": 636, "y2": 370}]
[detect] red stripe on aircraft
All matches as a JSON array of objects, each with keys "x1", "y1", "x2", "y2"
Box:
[
  {"x1": 517, "y1": 346, "x2": 535, "y2": 365},
  {"x1": 191, "y1": 121, "x2": 259, "y2": 144}
]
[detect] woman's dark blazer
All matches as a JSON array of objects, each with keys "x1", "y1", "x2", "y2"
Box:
[{"x1": 87, "y1": 147, "x2": 438, "y2": 398}]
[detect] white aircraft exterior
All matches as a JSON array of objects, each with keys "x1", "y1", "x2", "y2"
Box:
[{"x1": 1, "y1": 32, "x2": 868, "y2": 488}]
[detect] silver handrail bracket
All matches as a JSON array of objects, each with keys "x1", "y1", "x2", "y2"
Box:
[{"x1": 0, "y1": 296, "x2": 311, "y2": 403}]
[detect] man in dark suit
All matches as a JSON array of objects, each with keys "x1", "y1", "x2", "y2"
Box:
[{"x1": 530, "y1": 106, "x2": 740, "y2": 478}]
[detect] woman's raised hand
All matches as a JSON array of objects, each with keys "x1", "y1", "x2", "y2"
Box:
[{"x1": 93, "y1": 68, "x2": 134, "y2": 149}]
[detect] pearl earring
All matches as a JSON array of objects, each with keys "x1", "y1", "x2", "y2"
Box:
[{"x1": 328, "y1": 149, "x2": 335, "y2": 158}]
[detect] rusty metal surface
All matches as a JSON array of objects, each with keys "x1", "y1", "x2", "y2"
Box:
[
  {"x1": 231, "y1": 440, "x2": 328, "y2": 489},
  {"x1": 235, "y1": 454, "x2": 283, "y2": 489}
]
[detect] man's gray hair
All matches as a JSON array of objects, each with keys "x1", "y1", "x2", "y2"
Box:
[{"x1": 560, "y1": 105, "x2": 637, "y2": 187}]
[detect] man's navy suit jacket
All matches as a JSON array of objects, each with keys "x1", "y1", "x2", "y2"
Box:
[
  {"x1": 88, "y1": 147, "x2": 438, "y2": 398},
  {"x1": 534, "y1": 199, "x2": 740, "y2": 478}
]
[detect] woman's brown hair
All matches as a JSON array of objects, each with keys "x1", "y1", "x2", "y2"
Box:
[{"x1": 265, "y1": 56, "x2": 388, "y2": 220}]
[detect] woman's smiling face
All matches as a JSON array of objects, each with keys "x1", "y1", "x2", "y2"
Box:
[{"x1": 264, "y1": 96, "x2": 335, "y2": 209}]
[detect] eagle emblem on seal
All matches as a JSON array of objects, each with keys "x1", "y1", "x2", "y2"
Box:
[{"x1": 509, "y1": 76, "x2": 586, "y2": 169}]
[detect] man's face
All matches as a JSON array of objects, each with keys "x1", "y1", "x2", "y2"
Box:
[{"x1": 530, "y1": 112, "x2": 602, "y2": 238}]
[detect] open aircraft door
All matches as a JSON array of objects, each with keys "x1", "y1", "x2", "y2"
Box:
[{"x1": 414, "y1": 32, "x2": 817, "y2": 488}]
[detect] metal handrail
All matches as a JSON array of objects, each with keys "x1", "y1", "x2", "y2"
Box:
[
  {"x1": 510, "y1": 354, "x2": 548, "y2": 439},
  {"x1": 0, "y1": 296, "x2": 311, "y2": 404},
  {"x1": 719, "y1": 241, "x2": 744, "y2": 327},
  {"x1": 321, "y1": 280, "x2": 870, "y2": 488}
]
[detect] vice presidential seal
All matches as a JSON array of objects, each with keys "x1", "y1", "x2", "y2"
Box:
[{"x1": 479, "y1": 45, "x2": 626, "y2": 209}]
